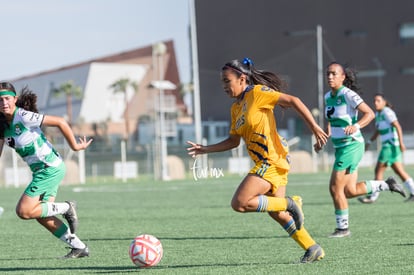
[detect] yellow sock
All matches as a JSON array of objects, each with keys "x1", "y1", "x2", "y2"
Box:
[
  {"x1": 256, "y1": 195, "x2": 287, "y2": 212},
  {"x1": 291, "y1": 226, "x2": 316, "y2": 250}
]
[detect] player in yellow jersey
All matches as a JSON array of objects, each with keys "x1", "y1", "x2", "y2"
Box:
[{"x1": 187, "y1": 58, "x2": 328, "y2": 263}]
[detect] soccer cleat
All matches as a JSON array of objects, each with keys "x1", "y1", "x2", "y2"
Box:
[
  {"x1": 286, "y1": 196, "x2": 304, "y2": 230},
  {"x1": 328, "y1": 228, "x2": 351, "y2": 238},
  {"x1": 357, "y1": 196, "x2": 376, "y2": 204},
  {"x1": 62, "y1": 246, "x2": 89, "y2": 259},
  {"x1": 300, "y1": 244, "x2": 325, "y2": 263},
  {"x1": 385, "y1": 177, "x2": 406, "y2": 198},
  {"x1": 62, "y1": 201, "x2": 79, "y2": 234},
  {"x1": 405, "y1": 194, "x2": 414, "y2": 202}
]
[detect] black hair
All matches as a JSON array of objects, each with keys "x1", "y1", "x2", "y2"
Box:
[
  {"x1": 222, "y1": 58, "x2": 287, "y2": 92},
  {"x1": 0, "y1": 82, "x2": 39, "y2": 138},
  {"x1": 16, "y1": 86, "x2": 39, "y2": 113},
  {"x1": 0, "y1": 81, "x2": 17, "y2": 94},
  {"x1": 327, "y1": 62, "x2": 361, "y2": 93},
  {"x1": 375, "y1": 92, "x2": 393, "y2": 109}
]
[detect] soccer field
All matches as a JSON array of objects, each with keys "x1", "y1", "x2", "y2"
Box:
[{"x1": 0, "y1": 167, "x2": 413, "y2": 274}]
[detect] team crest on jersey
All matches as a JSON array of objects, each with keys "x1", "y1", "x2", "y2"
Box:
[
  {"x1": 336, "y1": 99, "x2": 342, "y2": 105},
  {"x1": 14, "y1": 125, "x2": 22, "y2": 135}
]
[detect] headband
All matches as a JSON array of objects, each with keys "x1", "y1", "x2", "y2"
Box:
[{"x1": 0, "y1": 90, "x2": 16, "y2": 96}]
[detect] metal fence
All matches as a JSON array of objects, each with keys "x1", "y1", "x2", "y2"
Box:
[{"x1": 2, "y1": 132, "x2": 414, "y2": 187}]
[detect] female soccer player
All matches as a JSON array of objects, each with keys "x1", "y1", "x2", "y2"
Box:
[
  {"x1": 358, "y1": 93, "x2": 414, "y2": 203},
  {"x1": 0, "y1": 81, "x2": 92, "y2": 258},
  {"x1": 320, "y1": 62, "x2": 406, "y2": 238},
  {"x1": 187, "y1": 58, "x2": 328, "y2": 263}
]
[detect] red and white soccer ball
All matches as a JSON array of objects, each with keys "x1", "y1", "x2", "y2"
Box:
[{"x1": 129, "y1": 234, "x2": 163, "y2": 267}]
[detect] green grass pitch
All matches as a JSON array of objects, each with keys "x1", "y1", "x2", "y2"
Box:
[{"x1": 0, "y1": 167, "x2": 413, "y2": 274}]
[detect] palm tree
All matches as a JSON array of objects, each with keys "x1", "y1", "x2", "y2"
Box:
[
  {"x1": 109, "y1": 78, "x2": 138, "y2": 141},
  {"x1": 52, "y1": 80, "x2": 82, "y2": 125}
]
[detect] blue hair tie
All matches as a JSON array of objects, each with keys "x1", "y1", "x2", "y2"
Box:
[{"x1": 242, "y1": 57, "x2": 253, "y2": 66}]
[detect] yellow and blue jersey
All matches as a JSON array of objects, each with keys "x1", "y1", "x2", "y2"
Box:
[{"x1": 229, "y1": 84, "x2": 290, "y2": 171}]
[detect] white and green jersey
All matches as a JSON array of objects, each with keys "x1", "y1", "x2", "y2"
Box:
[
  {"x1": 376, "y1": 106, "x2": 399, "y2": 146},
  {"x1": 3, "y1": 107, "x2": 62, "y2": 172},
  {"x1": 324, "y1": 86, "x2": 364, "y2": 148}
]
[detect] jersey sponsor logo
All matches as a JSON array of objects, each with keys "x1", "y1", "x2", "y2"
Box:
[
  {"x1": 235, "y1": 114, "x2": 245, "y2": 130},
  {"x1": 21, "y1": 110, "x2": 41, "y2": 121},
  {"x1": 6, "y1": 137, "x2": 15, "y2": 148},
  {"x1": 352, "y1": 94, "x2": 361, "y2": 102},
  {"x1": 326, "y1": 106, "x2": 335, "y2": 119},
  {"x1": 242, "y1": 102, "x2": 247, "y2": 113},
  {"x1": 260, "y1": 86, "x2": 272, "y2": 91},
  {"x1": 286, "y1": 154, "x2": 291, "y2": 164},
  {"x1": 30, "y1": 113, "x2": 41, "y2": 121}
]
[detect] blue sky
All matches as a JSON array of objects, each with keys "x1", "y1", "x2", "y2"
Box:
[{"x1": 0, "y1": 0, "x2": 191, "y2": 82}]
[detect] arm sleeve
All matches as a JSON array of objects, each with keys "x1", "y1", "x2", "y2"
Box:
[
  {"x1": 383, "y1": 108, "x2": 397, "y2": 123},
  {"x1": 254, "y1": 85, "x2": 281, "y2": 110},
  {"x1": 19, "y1": 109, "x2": 44, "y2": 128},
  {"x1": 344, "y1": 89, "x2": 364, "y2": 109}
]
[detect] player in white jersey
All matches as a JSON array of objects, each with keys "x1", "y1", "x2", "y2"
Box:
[
  {"x1": 0, "y1": 81, "x2": 93, "y2": 258},
  {"x1": 315, "y1": 63, "x2": 406, "y2": 238},
  {"x1": 359, "y1": 93, "x2": 414, "y2": 203}
]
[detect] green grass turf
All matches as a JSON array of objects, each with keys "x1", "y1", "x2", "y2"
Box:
[{"x1": 0, "y1": 167, "x2": 413, "y2": 274}]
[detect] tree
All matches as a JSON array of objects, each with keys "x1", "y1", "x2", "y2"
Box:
[
  {"x1": 109, "y1": 78, "x2": 138, "y2": 141},
  {"x1": 52, "y1": 80, "x2": 82, "y2": 125}
]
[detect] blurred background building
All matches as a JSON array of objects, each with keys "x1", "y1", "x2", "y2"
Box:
[{"x1": 194, "y1": 0, "x2": 414, "y2": 134}]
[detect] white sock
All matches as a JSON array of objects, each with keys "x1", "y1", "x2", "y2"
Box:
[
  {"x1": 368, "y1": 180, "x2": 389, "y2": 193},
  {"x1": 59, "y1": 229, "x2": 86, "y2": 249},
  {"x1": 404, "y1": 178, "x2": 414, "y2": 194},
  {"x1": 370, "y1": 191, "x2": 380, "y2": 201},
  {"x1": 44, "y1": 202, "x2": 70, "y2": 217},
  {"x1": 335, "y1": 211, "x2": 349, "y2": 229}
]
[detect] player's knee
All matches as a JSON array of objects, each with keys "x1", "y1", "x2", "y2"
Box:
[
  {"x1": 15, "y1": 207, "x2": 32, "y2": 220},
  {"x1": 230, "y1": 199, "x2": 248, "y2": 212}
]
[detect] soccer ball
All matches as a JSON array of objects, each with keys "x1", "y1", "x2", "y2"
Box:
[{"x1": 129, "y1": 234, "x2": 163, "y2": 267}]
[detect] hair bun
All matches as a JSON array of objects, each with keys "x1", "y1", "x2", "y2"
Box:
[{"x1": 242, "y1": 57, "x2": 253, "y2": 67}]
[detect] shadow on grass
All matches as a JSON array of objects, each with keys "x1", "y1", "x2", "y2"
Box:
[
  {"x1": 0, "y1": 261, "x2": 296, "y2": 273},
  {"x1": 395, "y1": 243, "x2": 414, "y2": 246},
  {"x1": 87, "y1": 235, "x2": 286, "y2": 242},
  {"x1": 0, "y1": 266, "x2": 143, "y2": 273}
]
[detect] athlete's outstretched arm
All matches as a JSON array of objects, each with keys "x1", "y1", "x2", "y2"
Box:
[
  {"x1": 42, "y1": 115, "x2": 93, "y2": 151},
  {"x1": 277, "y1": 93, "x2": 328, "y2": 149},
  {"x1": 187, "y1": 134, "x2": 240, "y2": 158}
]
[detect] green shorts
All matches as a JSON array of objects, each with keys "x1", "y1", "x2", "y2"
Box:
[
  {"x1": 333, "y1": 142, "x2": 364, "y2": 173},
  {"x1": 24, "y1": 162, "x2": 66, "y2": 201},
  {"x1": 378, "y1": 143, "x2": 402, "y2": 166}
]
